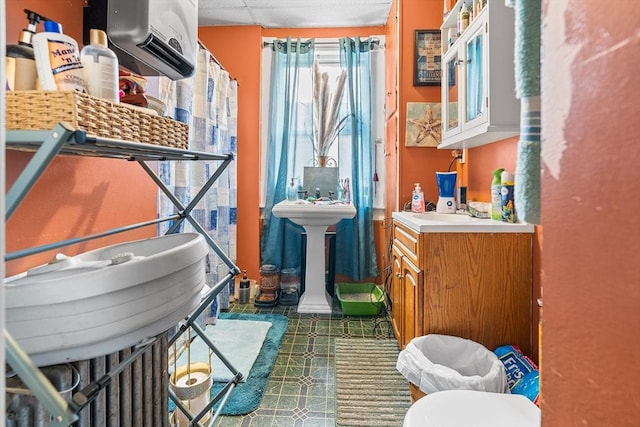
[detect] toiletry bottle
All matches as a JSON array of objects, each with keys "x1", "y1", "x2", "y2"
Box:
[
  {"x1": 287, "y1": 178, "x2": 297, "y2": 201},
  {"x1": 411, "y1": 183, "x2": 425, "y2": 213},
  {"x1": 491, "y1": 168, "x2": 505, "y2": 220},
  {"x1": 501, "y1": 170, "x2": 516, "y2": 223},
  {"x1": 239, "y1": 271, "x2": 251, "y2": 304},
  {"x1": 6, "y1": 9, "x2": 44, "y2": 91},
  {"x1": 296, "y1": 176, "x2": 304, "y2": 199},
  {"x1": 460, "y1": 3, "x2": 470, "y2": 32},
  {"x1": 32, "y1": 20, "x2": 86, "y2": 92},
  {"x1": 81, "y1": 29, "x2": 119, "y2": 103}
]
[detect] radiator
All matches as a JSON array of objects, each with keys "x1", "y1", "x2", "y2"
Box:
[{"x1": 5, "y1": 332, "x2": 169, "y2": 427}]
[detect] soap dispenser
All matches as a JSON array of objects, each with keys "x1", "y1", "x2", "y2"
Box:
[
  {"x1": 5, "y1": 9, "x2": 44, "y2": 91},
  {"x1": 411, "y1": 183, "x2": 425, "y2": 213}
]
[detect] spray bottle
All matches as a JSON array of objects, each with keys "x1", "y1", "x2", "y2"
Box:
[
  {"x1": 411, "y1": 183, "x2": 425, "y2": 213},
  {"x1": 501, "y1": 170, "x2": 516, "y2": 223},
  {"x1": 491, "y1": 168, "x2": 505, "y2": 220},
  {"x1": 5, "y1": 9, "x2": 45, "y2": 90}
]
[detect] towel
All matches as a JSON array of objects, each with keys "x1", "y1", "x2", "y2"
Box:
[{"x1": 508, "y1": 0, "x2": 542, "y2": 224}]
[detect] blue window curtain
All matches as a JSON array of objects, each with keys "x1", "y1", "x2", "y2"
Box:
[
  {"x1": 260, "y1": 38, "x2": 315, "y2": 270},
  {"x1": 336, "y1": 37, "x2": 378, "y2": 280}
]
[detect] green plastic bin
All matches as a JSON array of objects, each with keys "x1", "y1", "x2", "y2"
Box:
[{"x1": 336, "y1": 282, "x2": 385, "y2": 316}]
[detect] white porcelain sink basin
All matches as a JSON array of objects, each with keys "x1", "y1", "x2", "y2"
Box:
[
  {"x1": 272, "y1": 200, "x2": 356, "y2": 226},
  {"x1": 272, "y1": 200, "x2": 356, "y2": 314},
  {"x1": 4, "y1": 233, "x2": 208, "y2": 366},
  {"x1": 393, "y1": 211, "x2": 534, "y2": 233}
]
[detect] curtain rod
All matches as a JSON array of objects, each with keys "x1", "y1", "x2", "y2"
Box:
[
  {"x1": 262, "y1": 38, "x2": 380, "y2": 49},
  {"x1": 198, "y1": 40, "x2": 226, "y2": 71},
  {"x1": 198, "y1": 39, "x2": 239, "y2": 85}
]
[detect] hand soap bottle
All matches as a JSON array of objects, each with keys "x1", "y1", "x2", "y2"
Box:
[
  {"x1": 5, "y1": 9, "x2": 43, "y2": 91},
  {"x1": 411, "y1": 183, "x2": 425, "y2": 213}
]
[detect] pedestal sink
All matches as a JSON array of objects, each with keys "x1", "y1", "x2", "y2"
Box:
[{"x1": 272, "y1": 200, "x2": 356, "y2": 314}]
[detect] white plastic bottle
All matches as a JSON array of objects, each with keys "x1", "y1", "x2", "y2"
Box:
[
  {"x1": 32, "y1": 20, "x2": 86, "y2": 92},
  {"x1": 411, "y1": 183, "x2": 425, "y2": 213},
  {"x1": 81, "y1": 29, "x2": 119, "y2": 103}
]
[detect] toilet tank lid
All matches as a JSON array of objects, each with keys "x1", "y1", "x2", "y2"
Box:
[{"x1": 406, "y1": 390, "x2": 540, "y2": 427}]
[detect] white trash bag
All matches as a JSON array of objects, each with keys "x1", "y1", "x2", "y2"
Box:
[{"x1": 396, "y1": 334, "x2": 509, "y2": 395}]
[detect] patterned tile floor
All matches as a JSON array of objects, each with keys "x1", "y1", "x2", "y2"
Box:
[{"x1": 212, "y1": 297, "x2": 395, "y2": 427}]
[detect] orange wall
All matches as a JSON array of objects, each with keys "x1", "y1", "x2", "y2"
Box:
[
  {"x1": 541, "y1": 1, "x2": 640, "y2": 424},
  {"x1": 5, "y1": 0, "x2": 157, "y2": 276},
  {"x1": 397, "y1": 0, "x2": 452, "y2": 209},
  {"x1": 197, "y1": 26, "x2": 263, "y2": 280}
]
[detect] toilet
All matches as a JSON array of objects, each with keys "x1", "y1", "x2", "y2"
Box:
[{"x1": 403, "y1": 389, "x2": 540, "y2": 427}]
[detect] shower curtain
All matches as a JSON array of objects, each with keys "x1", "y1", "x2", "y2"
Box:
[{"x1": 156, "y1": 46, "x2": 238, "y2": 320}]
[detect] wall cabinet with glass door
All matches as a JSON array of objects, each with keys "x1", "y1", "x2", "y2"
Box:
[{"x1": 439, "y1": 0, "x2": 520, "y2": 149}]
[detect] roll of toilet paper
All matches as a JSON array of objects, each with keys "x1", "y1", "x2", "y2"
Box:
[
  {"x1": 171, "y1": 368, "x2": 213, "y2": 400},
  {"x1": 172, "y1": 370, "x2": 212, "y2": 425}
]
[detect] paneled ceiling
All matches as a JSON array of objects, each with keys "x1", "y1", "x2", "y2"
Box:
[{"x1": 198, "y1": 0, "x2": 393, "y2": 28}]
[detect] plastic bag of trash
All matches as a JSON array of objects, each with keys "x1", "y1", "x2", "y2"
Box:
[{"x1": 396, "y1": 334, "x2": 509, "y2": 394}]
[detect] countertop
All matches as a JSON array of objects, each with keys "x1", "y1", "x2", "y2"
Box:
[{"x1": 392, "y1": 211, "x2": 535, "y2": 233}]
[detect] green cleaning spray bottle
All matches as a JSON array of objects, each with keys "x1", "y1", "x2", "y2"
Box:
[{"x1": 491, "y1": 168, "x2": 505, "y2": 221}]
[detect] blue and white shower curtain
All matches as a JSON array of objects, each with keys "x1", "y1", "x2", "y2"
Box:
[{"x1": 156, "y1": 46, "x2": 238, "y2": 320}]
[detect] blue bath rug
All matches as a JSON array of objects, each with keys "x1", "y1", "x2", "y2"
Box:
[{"x1": 210, "y1": 312, "x2": 288, "y2": 415}]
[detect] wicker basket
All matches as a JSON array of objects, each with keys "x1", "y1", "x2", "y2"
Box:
[{"x1": 5, "y1": 91, "x2": 189, "y2": 149}]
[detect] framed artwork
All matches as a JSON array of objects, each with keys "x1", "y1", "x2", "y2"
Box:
[
  {"x1": 414, "y1": 30, "x2": 442, "y2": 86},
  {"x1": 405, "y1": 102, "x2": 442, "y2": 147}
]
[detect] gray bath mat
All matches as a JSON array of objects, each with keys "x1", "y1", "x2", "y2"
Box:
[{"x1": 335, "y1": 338, "x2": 411, "y2": 426}]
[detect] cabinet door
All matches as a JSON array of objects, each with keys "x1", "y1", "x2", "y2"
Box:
[
  {"x1": 463, "y1": 20, "x2": 487, "y2": 132},
  {"x1": 391, "y1": 246, "x2": 403, "y2": 346},
  {"x1": 401, "y1": 256, "x2": 423, "y2": 349},
  {"x1": 442, "y1": 49, "x2": 461, "y2": 139},
  {"x1": 423, "y1": 233, "x2": 532, "y2": 355}
]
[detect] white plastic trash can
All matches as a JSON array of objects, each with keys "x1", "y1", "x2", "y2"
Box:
[{"x1": 396, "y1": 334, "x2": 509, "y2": 395}]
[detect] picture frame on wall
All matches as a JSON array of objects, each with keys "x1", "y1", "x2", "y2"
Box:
[
  {"x1": 414, "y1": 29, "x2": 442, "y2": 86},
  {"x1": 405, "y1": 102, "x2": 442, "y2": 147}
]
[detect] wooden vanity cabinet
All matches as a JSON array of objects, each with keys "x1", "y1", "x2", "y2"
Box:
[
  {"x1": 392, "y1": 245, "x2": 423, "y2": 349},
  {"x1": 390, "y1": 220, "x2": 532, "y2": 355}
]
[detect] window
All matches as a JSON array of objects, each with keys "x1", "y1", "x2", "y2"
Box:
[{"x1": 260, "y1": 37, "x2": 385, "y2": 210}]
